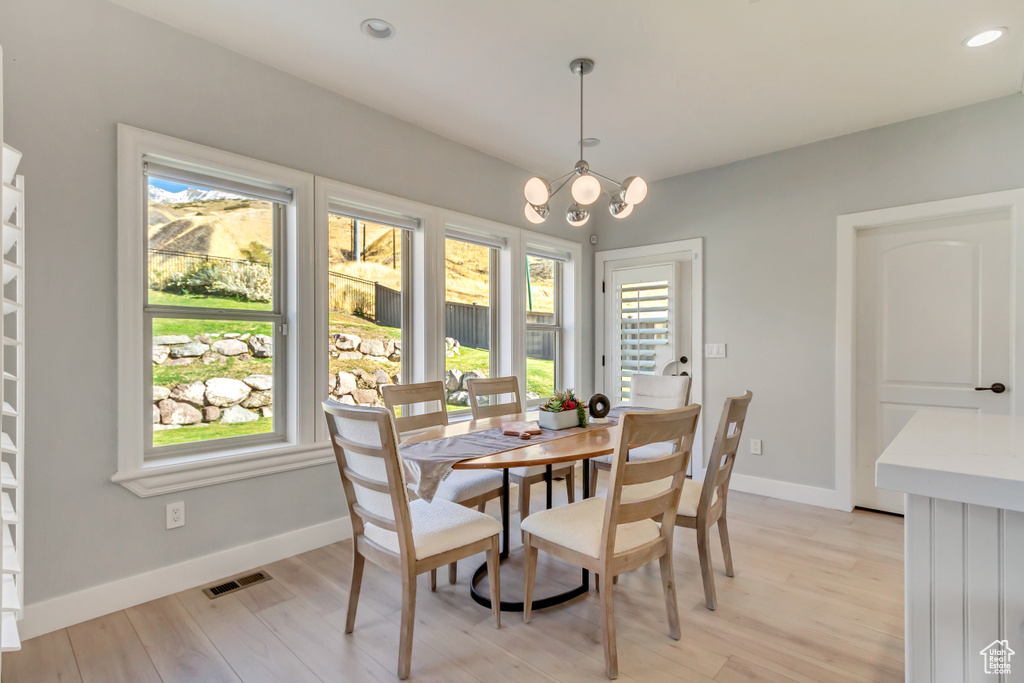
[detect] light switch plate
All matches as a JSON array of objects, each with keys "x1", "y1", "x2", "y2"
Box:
[{"x1": 705, "y1": 343, "x2": 727, "y2": 358}]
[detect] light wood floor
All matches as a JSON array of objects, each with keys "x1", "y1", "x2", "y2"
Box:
[{"x1": 2, "y1": 486, "x2": 904, "y2": 682}]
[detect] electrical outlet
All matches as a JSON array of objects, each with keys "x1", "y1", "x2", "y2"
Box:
[
  {"x1": 166, "y1": 501, "x2": 185, "y2": 529},
  {"x1": 750, "y1": 439, "x2": 762, "y2": 455},
  {"x1": 705, "y1": 343, "x2": 727, "y2": 358}
]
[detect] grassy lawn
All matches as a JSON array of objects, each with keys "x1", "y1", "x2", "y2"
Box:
[
  {"x1": 329, "y1": 311, "x2": 400, "y2": 341},
  {"x1": 153, "y1": 356, "x2": 272, "y2": 388},
  {"x1": 149, "y1": 290, "x2": 271, "y2": 312},
  {"x1": 153, "y1": 316, "x2": 272, "y2": 341},
  {"x1": 153, "y1": 417, "x2": 273, "y2": 447},
  {"x1": 445, "y1": 346, "x2": 555, "y2": 409},
  {"x1": 526, "y1": 356, "x2": 555, "y2": 398},
  {"x1": 446, "y1": 345, "x2": 490, "y2": 375}
]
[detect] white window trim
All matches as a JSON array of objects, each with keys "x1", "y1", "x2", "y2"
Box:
[{"x1": 114, "y1": 125, "x2": 317, "y2": 497}]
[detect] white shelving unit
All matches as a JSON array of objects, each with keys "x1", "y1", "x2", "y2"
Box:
[{"x1": 0, "y1": 44, "x2": 24, "y2": 666}]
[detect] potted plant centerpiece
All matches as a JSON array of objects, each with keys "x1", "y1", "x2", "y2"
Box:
[{"x1": 538, "y1": 389, "x2": 588, "y2": 430}]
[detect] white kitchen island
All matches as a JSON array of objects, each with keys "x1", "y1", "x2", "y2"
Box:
[{"x1": 877, "y1": 411, "x2": 1024, "y2": 683}]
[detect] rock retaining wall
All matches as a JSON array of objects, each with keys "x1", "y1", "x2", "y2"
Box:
[
  {"x1": 153, "y1": 332, "x2": 274, "y2": 367},
  {"x1": 153, "y1": 374, "x2": 273, "y2": 430},
  {"x1": 152, "y1": 331, "x2": 533, "y2": 429},
  {"x1": 154, "y1": 332, "x2": 406, "y2": 428}
]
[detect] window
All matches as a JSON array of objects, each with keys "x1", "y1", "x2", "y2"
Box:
[
  {"x1": 117, "y1": 126, "x2": 581, "y2": 497},
  {"x1": 146, "y1": 168, "x2": 285, "y2": 450},
  {"x1": 116, "y1": 125, "x2": 315, "y2": 497},
  {"x1": 443, "y1": 236, "x2": 498, "y2": 412},
  {"x1": 326, "y1": 211, "x2": 410, "y2": 408},
  {"x1": 526, "y1": 253, "x2": 562, "y2": 402}
]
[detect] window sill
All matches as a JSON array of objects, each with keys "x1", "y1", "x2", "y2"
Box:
[
  {"x1": 112, "y1": 441, "x2": 335, "y2": 497},
  {"x1": 446, "y1": 409, "x2": 476, "y2": 424}
]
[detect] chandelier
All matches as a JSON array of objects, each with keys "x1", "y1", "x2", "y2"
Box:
[{"x1": 524, "y1": 58, "x2": 648, "y2": 227}]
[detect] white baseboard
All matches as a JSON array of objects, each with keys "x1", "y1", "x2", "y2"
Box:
[
  {"x1": 20, "y1": 516, "x2": 353, "y2": 640},
  {"x1": 729, "y1": 473, "x2": 839, "y2": 510}
]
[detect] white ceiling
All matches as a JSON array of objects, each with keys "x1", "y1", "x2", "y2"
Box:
[{"x1": 111, "y1": 0, "x2": 1024, "y2": 182}]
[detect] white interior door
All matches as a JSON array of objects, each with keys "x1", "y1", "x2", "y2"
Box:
[
  {"x1": 855, "y1": 209, "x2": 1013, "y2": 513},
  {"x1": 604, "y1": 258, "x2": 691, "y2": 405}
]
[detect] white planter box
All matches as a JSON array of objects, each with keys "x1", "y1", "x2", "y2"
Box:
[{"x1": 538, "y1": 409, "x2": 579, "y2": 430}]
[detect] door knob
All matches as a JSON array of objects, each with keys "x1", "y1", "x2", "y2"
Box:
[{"x1": 975, "y1": 383, "x2": 1007, "y2": 394}]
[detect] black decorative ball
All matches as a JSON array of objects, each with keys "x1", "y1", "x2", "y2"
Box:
[{"x1": 589, "y1": 393, "x2": 610, "y2": 418}]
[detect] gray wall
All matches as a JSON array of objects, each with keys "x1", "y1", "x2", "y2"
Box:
[
  {"x1": 0, "y1": 0, "x2": 592, "y2": 604},
  {"x1": 593, "y1": 93, "x2": 1024, "y2": 490}
]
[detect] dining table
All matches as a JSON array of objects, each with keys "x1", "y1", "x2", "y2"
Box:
[{"x1": 399, "y1": 410, "x2": 623, "y2": 613}]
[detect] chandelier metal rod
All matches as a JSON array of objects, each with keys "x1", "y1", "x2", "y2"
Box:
[
  {"x1": 550, "y1": 174, "x2": 574, "y2": 199},
  {"x1": 579, "y1": 66, "x2": 585, "y2": 163},
  {"x1": 589, "y1": 169, "x2": 622, "y2": 186}
]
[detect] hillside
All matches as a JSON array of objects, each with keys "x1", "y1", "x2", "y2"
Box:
[
  {"x1": 148, "y1": 198, "x2": 273, "y2": 261},
  {"x1": 150, "y1": 198, "x2": 554, "y2": 310}
]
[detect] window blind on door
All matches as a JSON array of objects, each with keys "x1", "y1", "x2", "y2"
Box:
[{"x1": 618, "y1": 279, "x2": 670, "y2": 401}]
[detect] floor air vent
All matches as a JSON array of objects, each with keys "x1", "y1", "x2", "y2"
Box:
[{"x1": 202, "y1": 570, "x2": 272, "y2": 599}]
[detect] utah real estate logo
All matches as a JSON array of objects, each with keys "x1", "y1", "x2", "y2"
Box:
[{"x1": 980, "y1": 640, "x2": 1014, "y2": 675}]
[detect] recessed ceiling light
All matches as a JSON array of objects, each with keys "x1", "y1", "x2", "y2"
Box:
[
  {"x1": 963, "y1": 27, "x2": 1007, "y2": 48},
  {"x1": 361, "y1": 18, "x2": 395, "y2": 40},
  {"x1": 581, "y1": 137, "x2": 601, "y2": 148}
]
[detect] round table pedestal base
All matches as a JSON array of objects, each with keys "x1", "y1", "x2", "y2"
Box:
[{"x1": 469, "y1": 557, "x2": 589, "y2": 612}]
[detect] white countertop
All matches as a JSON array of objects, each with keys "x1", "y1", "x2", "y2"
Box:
[{"x1": 875, "y1": 411, "x2": 1024, "y2": 513}]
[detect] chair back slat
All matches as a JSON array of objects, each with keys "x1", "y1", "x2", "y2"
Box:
[
  {"x1": 352, "y1": 503, "x2": 399, "y2": 532},
  {"x1": 391, "y1": 411, "x2": 445, "y2": 433},
  {"x1": 342, "y1": 467, "x2": 392, "y2": 494},
  {"x1": 601, "y1": 405, "x2": 701, "y2": 560},
  {"x1": 700, "y1": 391, "x2": 753, "y2": 516},
  {"x1": 381, "y1": 381, "x2": 449, "y2": 435},
  {"x1": 616, "y1": 488, "x2": 682, "y2": 525},
  {"x1": 620, "y1": 451, "x2": 687, "y2": 486},
  {"x1": 330, "y1": 436, "x2": 386, "y2": 459},
  {"x1": 466, "y1": 376, "x2": 522, "y2": 419},
  {"x1": 323, "y1": 400, "x2": 414, "y2": 559}
]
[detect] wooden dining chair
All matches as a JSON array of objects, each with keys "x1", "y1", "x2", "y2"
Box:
[
  {"x1": 323, "y1": 400, "x2": 502, "y2": 680},
  {"x1": 381, "y1": 381, "x2": 503, "y2": 587},
  {"x1": 674, "y1": 390, "x2": 751, "y2": 610},
  {"x1": 589, "y1": 374, "x2": 691, "y2": 496},
  {"x1": 619, "y1": 390, "x2": 751, "y2": 610},
  {"x1": 465, "y1": 376, "x2": 575, "y2": 520},
  {"x1": 521, "y1": 405, "x2": 701, "y2": 679}
]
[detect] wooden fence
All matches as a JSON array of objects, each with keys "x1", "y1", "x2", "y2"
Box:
[
  {"x1": 374, "y1": 283, "x2": 402, "y2": 329},
  {"x1": 444, "y1": 304, "x2": 555, "y2": 361},
  {"x1": 526, "y1": 312, "x2": 556, "y2": 362},
  {"x1": 445, "y1": 302, "x2": 490, "y2": 351}
]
